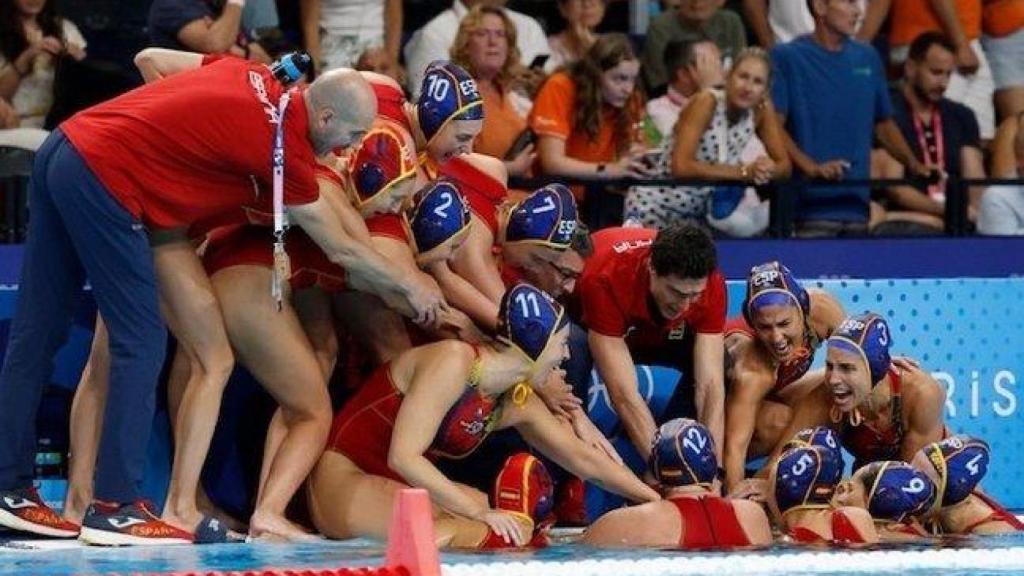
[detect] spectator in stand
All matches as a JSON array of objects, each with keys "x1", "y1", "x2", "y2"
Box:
[
  {"x1": 641, "y1": 0, "x2": 746, "y2": 93},
  {"x1": 645, "y1": 38, "x2": 724, "y2": 144},
  {"x1": 450, "y1": 5, "x2": 536, "y2": 178},
  {"x1": 148, "y1": 0, "x2": 272, "y2": 63},
  {"x1": 878, "y1": 0, "x2": 994, "y2": 140},
  {"x1": 978, "y1": 112, "x2": 1024, "y2": 235},
  {"x1": 547, "y1": 0, "x2": 607, "y2": 72},
  {"x1": 628, "y1": 45, "x2": 780, "y2": 236},
  {"x1": 742, "y1": 0, "x2": 868, "y2": 48},
  {"x1": 299, "y1": 0, "x2": 402, "y2": 79},
  {"x1": 771, "y1": 0, "x2": 928, "y2": 237},
  {"x1": 0, "y1": 0, "x2": 86, "y2": 129},
  {"x1": 981, "y1": 0, "x2": 1024, "y2": 121},
  {"x1": 872, "y1": 32, "x2": 985, "y2": 235},
  {"x1": 404, "y1": 0, "x2": 550, "y2": 99},
  {"x1": 529, "y1": 33, "x2": 648, "y2": 210}
]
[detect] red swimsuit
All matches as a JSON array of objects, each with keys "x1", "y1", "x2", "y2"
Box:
[
  {"x1": 326, "y1": 350, "x2": 502, "y2": 483},
  {"x1": 841, "y1": 368, "x2": 904, "y2": 469},
  {"x1": 670, "y1": 496, "x2": 751, "y2": 549}
]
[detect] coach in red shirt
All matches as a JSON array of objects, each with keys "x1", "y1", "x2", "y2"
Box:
[
  {"x1": 0, "y1": 49, "x2": 443, "y2": 544},
  {"x1": 574, "y1": 224, "x2": 726, "y2": 468}
]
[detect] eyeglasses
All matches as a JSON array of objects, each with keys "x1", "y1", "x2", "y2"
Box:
[{"x1": 540, "y1": 257, "x2": 581, "y2": 282}]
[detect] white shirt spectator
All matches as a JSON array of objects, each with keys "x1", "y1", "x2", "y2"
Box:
[
  {"x1": 319, "y1": 0, "x2": 386, "y2": 72},
  {"x1": 403, "y1": 0, "x2": 550, "y2": 97},
  {"x1": 978, "y1": 185, "x2": 1024, "y2": 235},
  {"x1": 0, "y1": 20, "x2": 86, "y2": 128}
]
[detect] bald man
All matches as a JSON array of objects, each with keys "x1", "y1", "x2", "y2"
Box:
[{"x1": 0, "y1": 48, "x2": 443, "y2": 546}]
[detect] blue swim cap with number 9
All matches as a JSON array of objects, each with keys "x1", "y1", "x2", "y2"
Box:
[
  {"x1": 651, "y1": 418, "x2": 717, "y2": 487},
  {"x1": 417, "y1": 61, "x2": 483, "y2": 144}
]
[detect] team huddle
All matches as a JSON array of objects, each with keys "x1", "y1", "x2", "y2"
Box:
[{"x1": 0, "y1": 48, "x2": 1018, "y2": 550}]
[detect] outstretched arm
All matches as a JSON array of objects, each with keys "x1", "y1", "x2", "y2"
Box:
[
  {"x1": 507, "y1": 394, "x2": 660, "y2": 503},
  {"x1": 589, "y1": 331, "x2": 657, "y2": 460}
]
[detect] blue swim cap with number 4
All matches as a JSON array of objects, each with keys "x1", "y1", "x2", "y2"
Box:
[
  {"x1": 919, "y1": 435, "x2": 990, "y2": 509},
  {"x1": 417, "y1": 61, "x2": 483, "y2": 144},
  {"x1": 651, "y1": 418, "x2": 717, "y2": 487},
  {"x1": 497, "y1": 283, "x2": 566, "y2": 362}
]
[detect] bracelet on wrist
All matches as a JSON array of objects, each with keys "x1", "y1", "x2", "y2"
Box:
[{"x1": 739, "y1": 164, "x2": 750, "y2": 180}]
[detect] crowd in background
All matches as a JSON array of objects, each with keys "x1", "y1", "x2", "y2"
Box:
[{"x1": 1, "y1": 0, "x2": 1023, "y2": 236}]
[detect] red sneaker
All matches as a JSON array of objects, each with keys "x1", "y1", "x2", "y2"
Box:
[
  {"x1": 0, "y1": 487, "x2": 80, "y2": 538},
  {"x1": 78, "y1": 501, "x2": 193, "y2": 546}
]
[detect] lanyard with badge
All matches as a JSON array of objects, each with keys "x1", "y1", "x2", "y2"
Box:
[
  {"x1": 912, "y1": 107, "x2": 945, "y2": 203},
  {"x1": 270, "y1": 89, "x2": 293, "y2": 311}
]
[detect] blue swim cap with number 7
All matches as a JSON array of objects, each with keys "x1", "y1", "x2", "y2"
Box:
[
  {"x1": 504, "y1": 184, "x2": 579, "y2": 249},
  {"x1": 497, "y1": 284, "x2": 566, "y2": 361},
  {"x1": 417, "y1": 61, "x2": 484, "y2": 144}
]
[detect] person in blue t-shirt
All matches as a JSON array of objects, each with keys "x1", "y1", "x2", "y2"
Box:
[
  {"x1": 148, "y1": 0, "x2": 278, "y2": 63},
  {"x1": 770, "y1": 0, "x2": 929, "y2": 237}
]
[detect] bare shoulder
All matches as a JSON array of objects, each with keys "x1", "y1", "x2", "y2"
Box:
[
  {"x1": 733, "y1": 499, "x2": 772, "y2": 545},
  {"x1": 459, "y1": 153, "x2": 508, "y2": 184},
  {"x1": 901, "y1": 366, "x2": 946, "y2": 415},
  {"x1": 729, "y1": 347, "x2": 775, "y2": 398},
  {"x1": 397, "y1": 340, "x2": 477, "y2": 389},
  {"x1": 585, "y1": 502, "x2": 678, "y2": 548}
]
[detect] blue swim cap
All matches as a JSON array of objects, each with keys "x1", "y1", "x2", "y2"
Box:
[
  {"x1": 504, "y1": 184, "x2": 579, "y2": 249},
  {"x1": 827, "y1": 312, "x2": 893, "y2": 386},
  {"x1": 497, "y1": 284, "x2": 567, "y2": 362},
  {"x1": 650, "y1": 418, "x2": 717, "y2": 487},
  {"x1": 407, "y1": 180, "x2": 472, "y2": 260},
  {"x1": 919, "y1": 435, "x2": 989, "y2": 509},
  {"x1": 743, "y1": 261, "x2": 810, "y2": 325},
  {"x1": 774, "y1": 445, "x2": 843, "y2": 515},
  {"x1": 860, "y1": 461, "x2": 936, "y2": 523},
  {"x1": 784, "y1": 427, "x2": 844, "y2": 469},
  {"x1": 417, "y1": 61, "x2": 483, "y2": 144}
]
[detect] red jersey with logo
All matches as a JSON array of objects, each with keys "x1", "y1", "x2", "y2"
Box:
[
  {"x1": 574, "y1": 228, "x2": 726, "y2": 350},
  {"x1": 671, "y1": 496, "x2": 750, "y2": 549},
  {"x1": 62, "y1": 55, "x2": 318, "y2": 229},
  {"x1": 326, "y1": 352, "x2": 503, "y2": 483}
]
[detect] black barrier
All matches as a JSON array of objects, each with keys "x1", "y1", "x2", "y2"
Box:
[{"x1": 509, "y1": 174, "x2": 1024, "y2": 237}]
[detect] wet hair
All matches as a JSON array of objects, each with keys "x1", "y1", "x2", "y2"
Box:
[
  {"x1": 569, "y1": 221, "x2": 593, "y2": 257},
  {"x1": 650, "y1": 223, "x2": 717, "y2": 280},
  {"x1": 908, "y1": 31, "x2": 956, "y2": 63},
  {"x1": 565, "y1": 33, "x2": 643, "y2": 156}
]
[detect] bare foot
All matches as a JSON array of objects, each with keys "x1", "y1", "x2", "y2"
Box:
[
  {"x1": 197, "y1": 488, "x2": 248, "y2": 533},
  {"x1": 62, "y1": 490, "x2": 92, "y2": 526},
  {"x1": 249, "y1": 510, "x2": 323, "y2": 542},
  {"x1": 161, "y1": 507, "x2": 205, "y2": 535}
]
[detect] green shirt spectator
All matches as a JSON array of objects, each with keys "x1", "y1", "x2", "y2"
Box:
[{"x1": 641, "y1": 2, "x2": 746, "y2": 92}]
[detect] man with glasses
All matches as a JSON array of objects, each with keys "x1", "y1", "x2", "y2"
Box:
[{"x1": 569, "y1": 223, "x2": 726, "y2": 509}]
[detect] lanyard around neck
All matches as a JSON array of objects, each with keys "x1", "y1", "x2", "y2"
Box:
[
  {"x1": 911, "y1": 106, "x2": 945, "y2": 202},
  {"x1": 270, "y1": 89, "x2": 293, "y2": 310}
]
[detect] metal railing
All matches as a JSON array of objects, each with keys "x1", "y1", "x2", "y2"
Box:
[{"x1": 509, "y1": 173, "x2": 1024, "y2": 237}]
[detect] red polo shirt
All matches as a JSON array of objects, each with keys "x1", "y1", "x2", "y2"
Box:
[
  {"x1": 575, "y1": 227, "x2": 726, "y2": 350},
  {"x1": 62, "y1": 55, "x2": 318, "y2": 229}
]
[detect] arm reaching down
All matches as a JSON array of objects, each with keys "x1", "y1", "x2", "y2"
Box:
[{"x1": 134, "y1": 48, "x2": 205, "y2": 83}]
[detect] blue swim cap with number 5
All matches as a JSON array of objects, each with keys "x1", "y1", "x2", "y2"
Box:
[{"x1": 417, "y1": 61, "x2": 483, "y2": 144}]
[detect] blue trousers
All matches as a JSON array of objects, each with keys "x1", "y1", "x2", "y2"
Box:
[{"x1": 0, "y1": 130, "x2": 166, "y2": 502}]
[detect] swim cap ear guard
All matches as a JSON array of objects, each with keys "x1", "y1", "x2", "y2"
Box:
[
  {"x1": 417, "y1": 61, "x2": 483, "y2": 145},
  {"x1": 920, "y1": 435, "x2": 989, "y2": 511},
  {"x1": 503, "y1": 184, "x2": 579, "y2": 249},
  {"x1": 649, "y1": 418, "x2": 717, "y2": 488},
  {"x1": 827, "y1": 312, "x2": 893, "y2": 386},
  {"x1": 861, "y1": 461, "x2": 936, "y2": 523},
  {"x1": 349, "y1": 124, "x2": 418, "y2": 210},
  {"x1": 783, "y1": 426, "x2": 845, "y2": 469},
  {"x1": 774, "y1": 445, "x2": 843, "y2": 515},
  {"x1": 743, "y1": 261, "x2": 810, "y2": 325},
  {"x1": 497, "y1": 283, "x2": 567, "y2": 362},
  {"x1": 406, "y1": 180, "x2": 472, "y2": 263}
]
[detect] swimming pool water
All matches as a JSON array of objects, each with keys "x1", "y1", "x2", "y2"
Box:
[{"x1": 4, "y1": 532, "x2": 1024, "y2": 575}]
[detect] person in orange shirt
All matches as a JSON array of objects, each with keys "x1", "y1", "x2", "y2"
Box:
[
  {"x1": 450, "y1": 5, "x2": 536, "y2": 179},
  {"x1": 529, "y1": 33, "x2": 649, "y2": 225}
]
